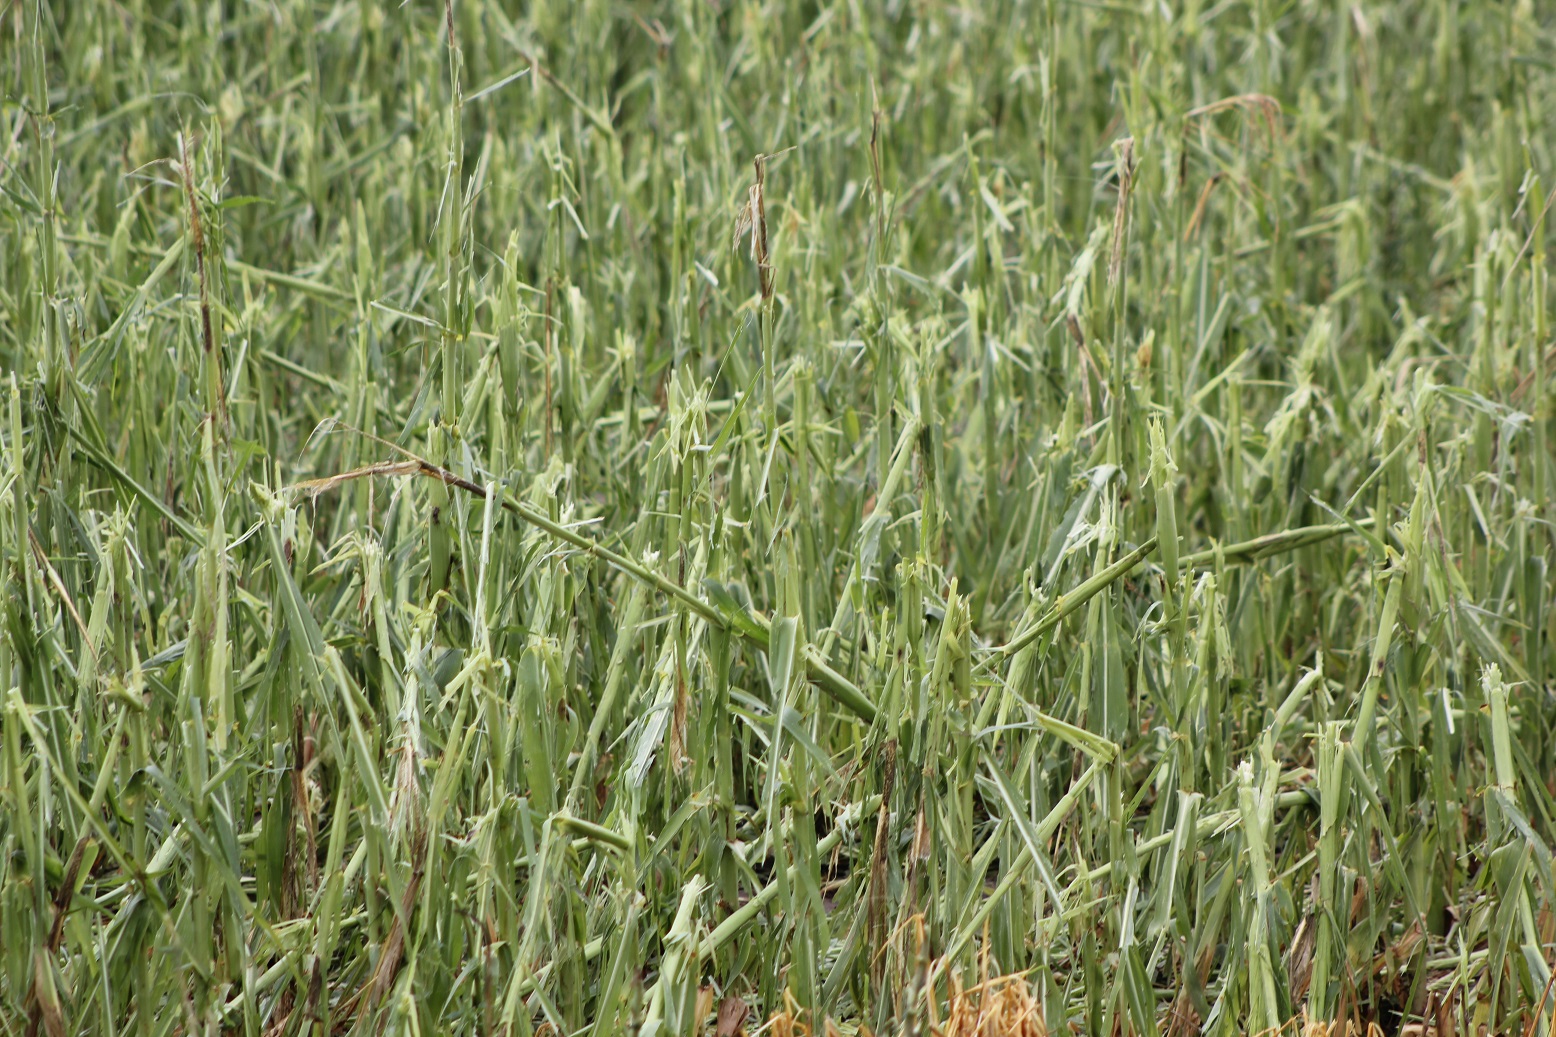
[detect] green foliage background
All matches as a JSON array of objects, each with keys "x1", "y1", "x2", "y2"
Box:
[{"x1": 2, "y1": 0, "x2": 1555, "y2": 1033}]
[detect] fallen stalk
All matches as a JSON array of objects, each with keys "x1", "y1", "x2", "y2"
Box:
[
  {"x1": 999, "y1": 518, "x2": 1376, "y2": 658},
  {"x1": 292, "y1": 456, "x2": 881, "y2": 722}
]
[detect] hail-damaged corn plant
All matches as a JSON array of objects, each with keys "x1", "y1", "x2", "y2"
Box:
[{"x1": 1, "y1": 0, "x2": 1554, "y2": 1034}]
